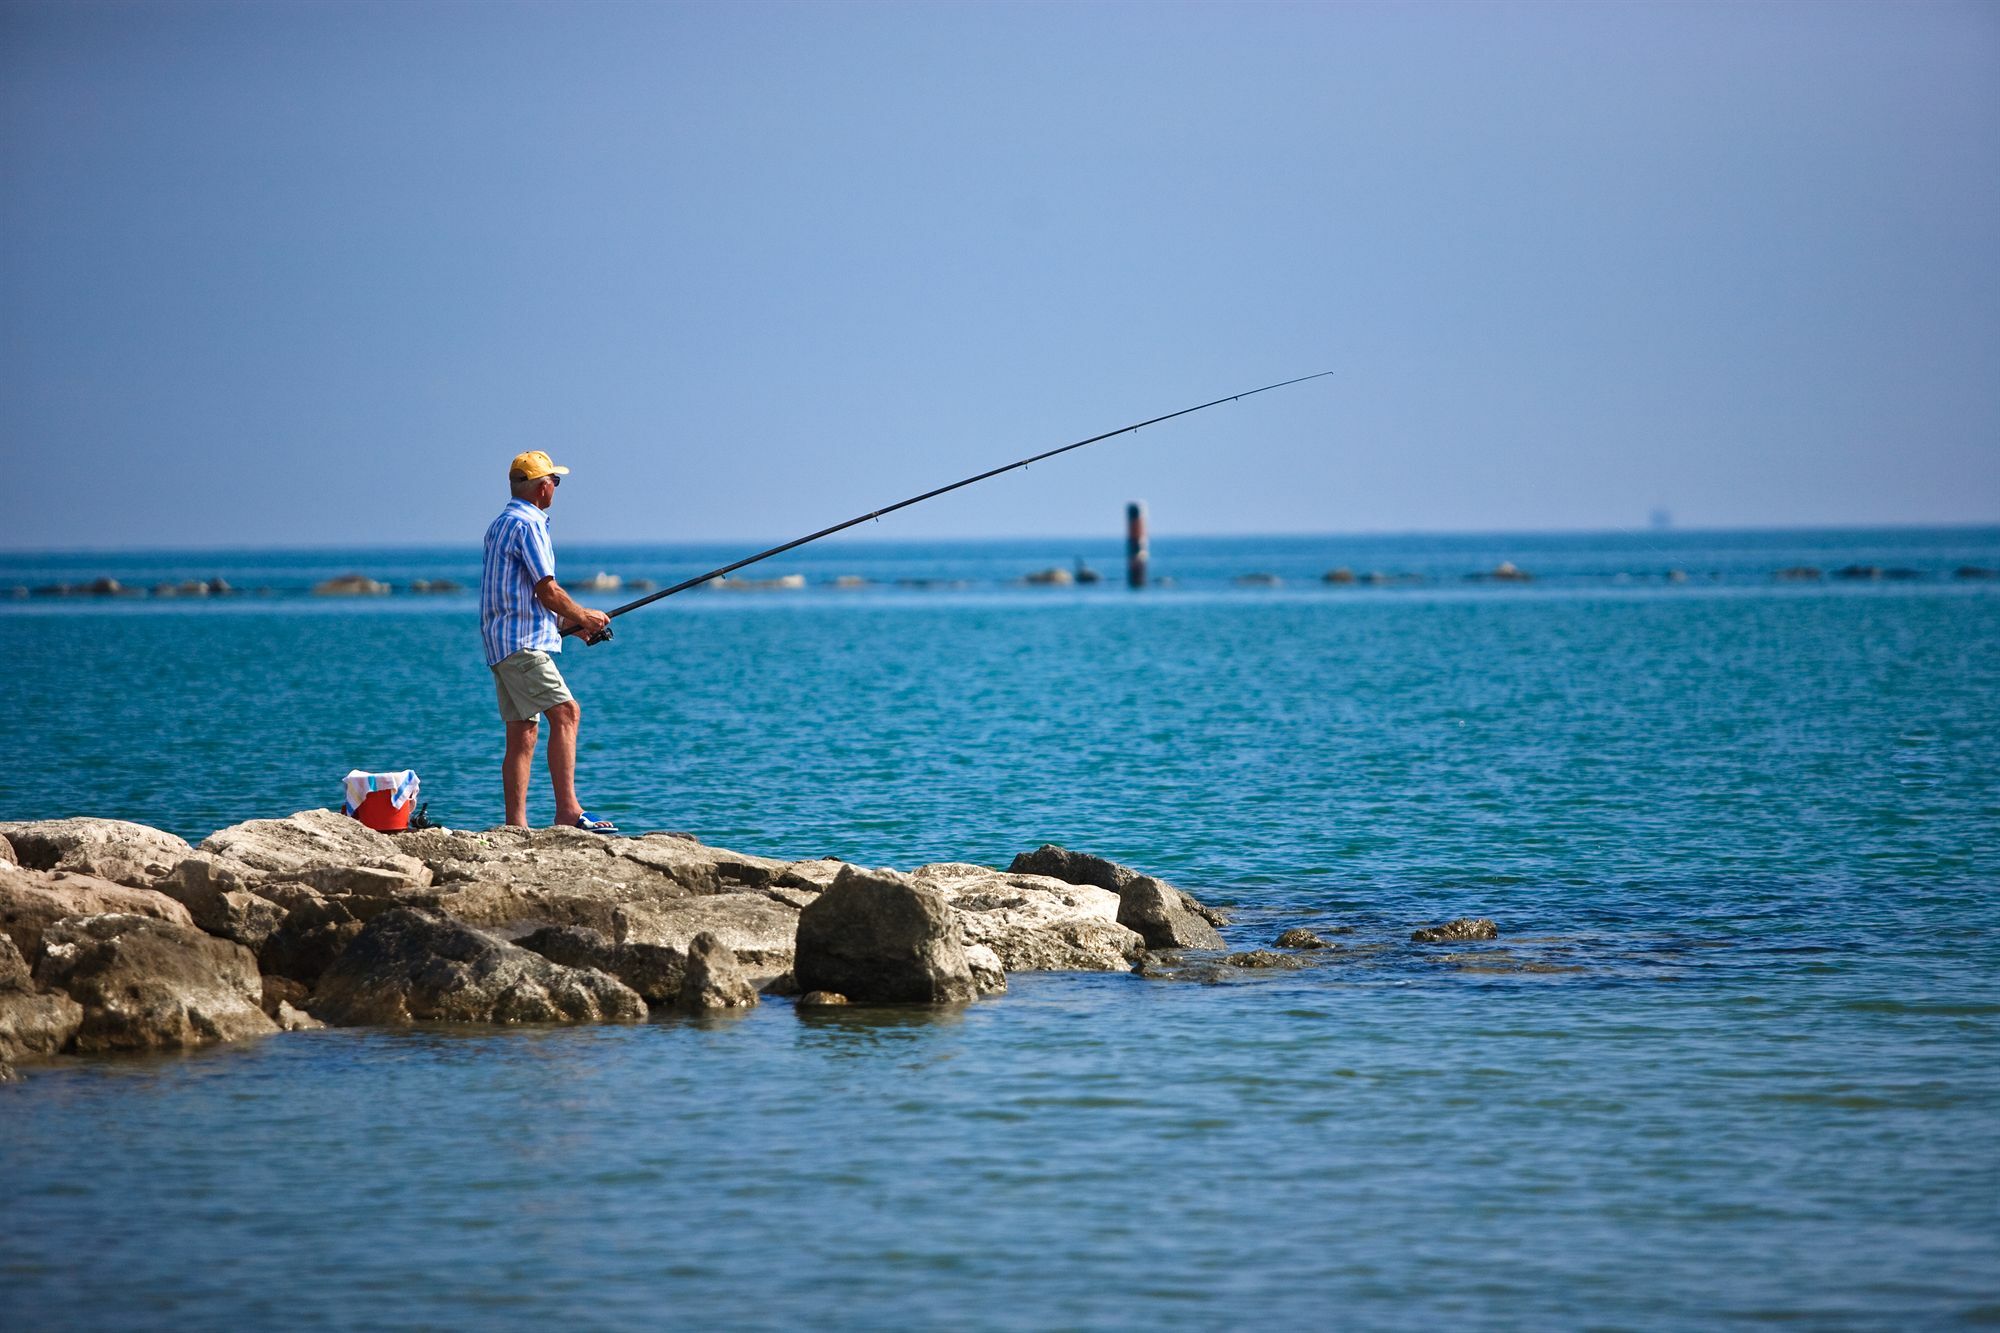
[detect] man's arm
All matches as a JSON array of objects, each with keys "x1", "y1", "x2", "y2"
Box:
[{"x1": 534, "y1": 576, "x2": 611, "y2": 640}]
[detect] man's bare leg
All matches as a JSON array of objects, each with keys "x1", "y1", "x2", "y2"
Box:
[
  {"x1": 546, "y1": 699, "x2": 584, "y2": 825},
  {"x1": 503, "y1": 718, "x2": 539, "y2": 827}
]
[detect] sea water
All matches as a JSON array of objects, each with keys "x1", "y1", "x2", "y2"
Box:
[{"x1": 1, "y1": 529, "x2": 1997, "y2": 1329}]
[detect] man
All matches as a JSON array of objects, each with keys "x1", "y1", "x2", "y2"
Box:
[{"x1": 481, "y1": 450, "x2": 616, "y2": 831}]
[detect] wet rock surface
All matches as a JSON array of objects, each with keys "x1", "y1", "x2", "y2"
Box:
[
  {"x1": 1412, "y1": 917, "x2": 1500, "y2": 943},
  {"x1": 1274, "y1": 928, "x2": 1335, "y2": 949}
]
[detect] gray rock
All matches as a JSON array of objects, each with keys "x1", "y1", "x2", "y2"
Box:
[
  {"x1": 310, "y1": 908, "x2": 646, "y2": 1026},
  {"x1": 34, "y1": 914, "x2": 277, "y2": 1052},
  {"x1": 154, "y1": 855, "x2": 289, "y2": 947},
  {"x1": 0, "y1": 864, "x2": 198, "y2": 959},
  {"x1": 259, "y1": 975, "x2": 312, "y2": 1018},
  {"x1": 0, "y1": 930, "x2": 27, "y2": 985},
  {"x1": 1, "y1": 930, "x2": 85, "y2": 1062},
  {"x1": 1115, "y1": 875, "x2": 1225, "y2": 950},
  {"x1": 964, "y1": 943, "x2": 1008, "y2": 996},
  {"x1": 1275, "y1": 928, "x2": 1334, "y2": 949},
  {"x1": 910, "y1": 862, "x2": 1139, "y2": 972},
  {"x1": 256, "y1": 893, "x2": 364, "y2": 987},
  {"x1": 273, "y1": 1001, "x2": 325, "y2": 1031},
  {"x1": 0, "y1": 817, "x2": 193, "y2": 889},
  {"x1": 1223, "y1": 949, "x2": 1309, "y2": 970},
  {"x1": 678, "y1": 932, "x2": 758, "y2": 1011},
  {"x1": 794, "y1": 866, "x2": 978, "y2": 1005},
  {"x1": 514, "y1": 924, "x2": 686, "y2": 1003},
  {"x1": 1005, "y1": 844, "x2": 1224, "y2": 949},
  {"x1": 198, "y1": 808, "x2": 404, "y2": 876},
  {"x1": 1411, "y1": 917, "x2": 1500, "y2": 943},
  {"x1": 300, "y1": 858, "x2": 433, "y2": 899},
  {"x1": 611, "y1": 894, "x2": 802, "y2": 978}
]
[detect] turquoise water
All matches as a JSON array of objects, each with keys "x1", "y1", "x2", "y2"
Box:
[{"x1": 3, "y1": 530, "x2": 1998, "y2": 1328}]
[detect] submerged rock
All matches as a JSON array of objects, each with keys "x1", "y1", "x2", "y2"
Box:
[
  {"x1": 797, "y1": 991, "x2": 848, "y2": 1007},
  {"x1": 794, "y1": 867, "x2": 979, "y2": 1005},
  {"x1": 1411, "y1": 917, "x2": 1500, "y2": 943},
  {"x1": 678, "y1": 932, "x2": 758, "y2": 1011},
  {"x1": 0, "y1": 817, "x2": 193, "y2": 889},
  {"x1": 311, "y1": 908, "x2": 646, "y2": 1026},
  {"x1": 34, "y1": 914, "x2": 276, "y2": 1052},
  {"x1": 1274, "y1": 927, "x2": 1334, "y2": 949},
  {"x1": 1222, "y1": 950, "x2": 1310, "y2": 970}
]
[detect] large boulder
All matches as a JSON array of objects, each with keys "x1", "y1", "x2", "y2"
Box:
[
  {"x1": 678, "y1": 932, "x2": 758, "y2": 1011},
  {"x1": 794, "y1": 867, "x2": 978, "y2": 1005},
  {"x1": 910, "y1": 863, "x2": 1142, "y2": 971},
  {"x1": 0, "y1": 863, "x2": 197, "y2": 959},
  {"x1": 198, "y1": 809, "x2": 407, "y2": 877},
  {"x1": 33, "y1": 914, "x2": 277, "y2": 1052},
  {"x1": 0, "y1": 833, "x2": 15, "y2": 865},
  {"x1": 0, "y1": 931, "x2": 84, "y2": 1063},
  {"x1": 1006, "y1": 845, "x2": 1224, "y2": 949},
  {"x1": 0, "y1": 817, "x2": 193, "y2": 889},
  {"x1": 310, "y1": 908, "x2": 646, "y2": 1026}
]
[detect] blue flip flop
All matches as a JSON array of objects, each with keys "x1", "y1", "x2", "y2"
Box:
[{"x1": 572, "y1": 812, "x2": 619, "y2": 834}]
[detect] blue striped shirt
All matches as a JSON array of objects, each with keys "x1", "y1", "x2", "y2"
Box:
[{"x1": 481, "y1": 499, "x2": 560, "y2": 666}]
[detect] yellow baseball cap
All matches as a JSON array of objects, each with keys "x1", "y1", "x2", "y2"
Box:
[{"x1": 508, "y1": 450, "x2": 571, "y2": 483}]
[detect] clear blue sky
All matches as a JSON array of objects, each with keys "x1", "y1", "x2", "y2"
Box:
[{"x1": 3, "y1": 0, "x2": 1995, "y2": 550}]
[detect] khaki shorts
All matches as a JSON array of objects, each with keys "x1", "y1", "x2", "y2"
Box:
[{"x1": 491, "y1": 649, "x2": 574, "y2": 723}]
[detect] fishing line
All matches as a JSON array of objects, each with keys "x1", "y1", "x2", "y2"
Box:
[{"x1": 565, "y1": 371, "x2": 1334, "y2": 642}]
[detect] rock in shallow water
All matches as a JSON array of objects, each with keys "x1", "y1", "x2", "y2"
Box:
[
  {"x1": 34, "y1": 914, "x2": 276, "y2": 1052},
  {"x1": 1274, "y1": 928, "x2": 1334, "y2": 949},
  {"x1": 1411, "y1": 917, "x2": 1499, "y2": 943},
  {"x1": 311, "y1": 907, "x2": 646, "y2": 1026},
  {"x1": 794, "y1": 867, "x2": 979, "y2": 1005},
  {"x1": 1005, "y1": 844, "x2": 1224, "y2": 949},
  {"x1": 678, "y1": 932, "x2": 758, "y2": 1011}
]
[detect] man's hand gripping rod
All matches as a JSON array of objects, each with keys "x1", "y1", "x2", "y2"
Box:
[{"x1": 563, "y1": 370, "x2": 1333, "y2": 643}]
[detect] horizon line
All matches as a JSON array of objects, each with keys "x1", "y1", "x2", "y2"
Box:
[{"x1": 3, "y1": 518, "x2": 1999, "y2": 561}]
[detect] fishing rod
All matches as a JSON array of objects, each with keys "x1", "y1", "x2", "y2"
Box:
[{"x1": 565, "y1": 370, "x2": 1334, "y2": 643}]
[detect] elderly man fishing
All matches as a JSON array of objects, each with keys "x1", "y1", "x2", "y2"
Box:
[{"x1": 481, "y1": 451, "x2": 616, "y2": 832}]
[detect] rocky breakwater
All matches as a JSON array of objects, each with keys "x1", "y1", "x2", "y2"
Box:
[{"x1": 0, "y1": 813, "x2": 1224, "y2": 1080}]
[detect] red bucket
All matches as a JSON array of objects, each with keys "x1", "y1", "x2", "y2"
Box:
[{"x1": 349, "y1": 788, "x2": 413, "y2": 831}]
